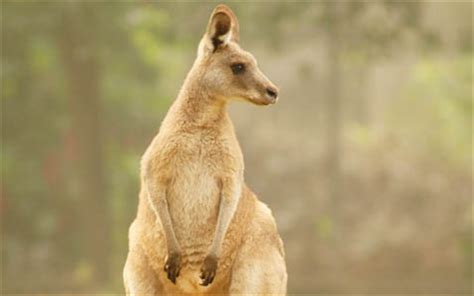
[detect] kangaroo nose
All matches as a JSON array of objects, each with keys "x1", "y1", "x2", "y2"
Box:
[{"x1": 266, "y1": 87, "x2": 278, "y2": 99}]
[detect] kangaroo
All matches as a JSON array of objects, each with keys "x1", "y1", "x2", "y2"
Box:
[{"x1": 123, "y1": 4, "x2": 287, "y2": 295}]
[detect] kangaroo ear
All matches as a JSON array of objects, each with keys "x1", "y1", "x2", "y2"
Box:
[{"x1": 205, "y1": 5, "x2": 240, "y2": 52}]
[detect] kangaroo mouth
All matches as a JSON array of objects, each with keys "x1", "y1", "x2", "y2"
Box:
[{"x1": 247, "y1": 96, "x2": 277, "y2": 106}]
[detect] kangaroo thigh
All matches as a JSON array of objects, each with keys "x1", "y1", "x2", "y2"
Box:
[{"x1": 123, "y1": 246, "x2": 163, "y2": 296}]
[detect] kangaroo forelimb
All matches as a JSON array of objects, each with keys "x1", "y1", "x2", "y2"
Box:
[{"x1": 200, "y1": 176, "x2": 242, "y2": 286}]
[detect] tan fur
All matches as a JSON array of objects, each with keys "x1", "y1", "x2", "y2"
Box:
[{"x1": 123, "y1": 4, "x2": 287, "y2": 295}]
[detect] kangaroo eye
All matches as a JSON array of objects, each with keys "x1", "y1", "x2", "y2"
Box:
[{"x1": 230, "y1": 63, "x2": 245, "y2": 75}]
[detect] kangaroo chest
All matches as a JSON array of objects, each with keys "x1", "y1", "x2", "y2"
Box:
[{"x1": 163, "y1": 130, "x2": 241, "y2": 247}]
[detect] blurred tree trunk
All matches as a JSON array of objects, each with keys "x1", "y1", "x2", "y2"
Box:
[
  {"x1": 58, "y1": 3, "x2": 109, "y2": 284},
  {"x1": 297, "y1": 3, "x2": 345, "y2": 288},
  {"x1": 326, "y1": 2, "x2": 342, "y2": 217}
]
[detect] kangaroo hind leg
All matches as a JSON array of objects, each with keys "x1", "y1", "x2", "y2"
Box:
[
  {"x1": 123, "y1": 245, "x2": 163, "y2": 296},
  {"x1": 229, "y1": 202, "x2": 287, "y2": 295}
]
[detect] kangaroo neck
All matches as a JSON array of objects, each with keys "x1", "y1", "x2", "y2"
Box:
[{"x1": 173, "y1": 78, "x2": 229, "y2": 130}]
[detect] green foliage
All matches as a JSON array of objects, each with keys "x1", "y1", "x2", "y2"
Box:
[
  {"x1": 315, "y1": 215, "x2": 333, "y2": 240},
  {"x1": 388, "y1": 54, "x2": 472, "y2": 169}
]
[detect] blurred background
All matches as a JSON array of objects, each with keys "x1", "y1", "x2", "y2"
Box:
[{"x1": 2, "y1": 1, "x2": 472, "y2": 294}]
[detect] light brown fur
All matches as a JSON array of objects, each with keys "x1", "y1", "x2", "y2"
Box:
[{"x1": 124, "y1": 5, "x2": 287, "y2": 295}]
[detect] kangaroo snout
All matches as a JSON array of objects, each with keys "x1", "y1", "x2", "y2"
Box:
[
  {"x1": 260, "y1": 83, "x2": 279, "y2": 105},
  {"x1": 258, "y1": 71, "x2": 279, "y2": 105},
  {"x1": 265, "y1": 86, "x2": 279, "y2": 103}
]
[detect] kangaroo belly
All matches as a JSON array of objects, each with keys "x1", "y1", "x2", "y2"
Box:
[{"x1": 167, "y1": 167, "x2": 220, "y2": 254}]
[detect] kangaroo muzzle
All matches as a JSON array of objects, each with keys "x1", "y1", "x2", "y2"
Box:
[{"x1": 265, "y1": 86, "x2": 279, "y2": 104}]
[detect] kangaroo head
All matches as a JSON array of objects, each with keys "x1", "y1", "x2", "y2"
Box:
[{"x1": 195, "y1": 5, "x2": 279, "y2": 106}]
